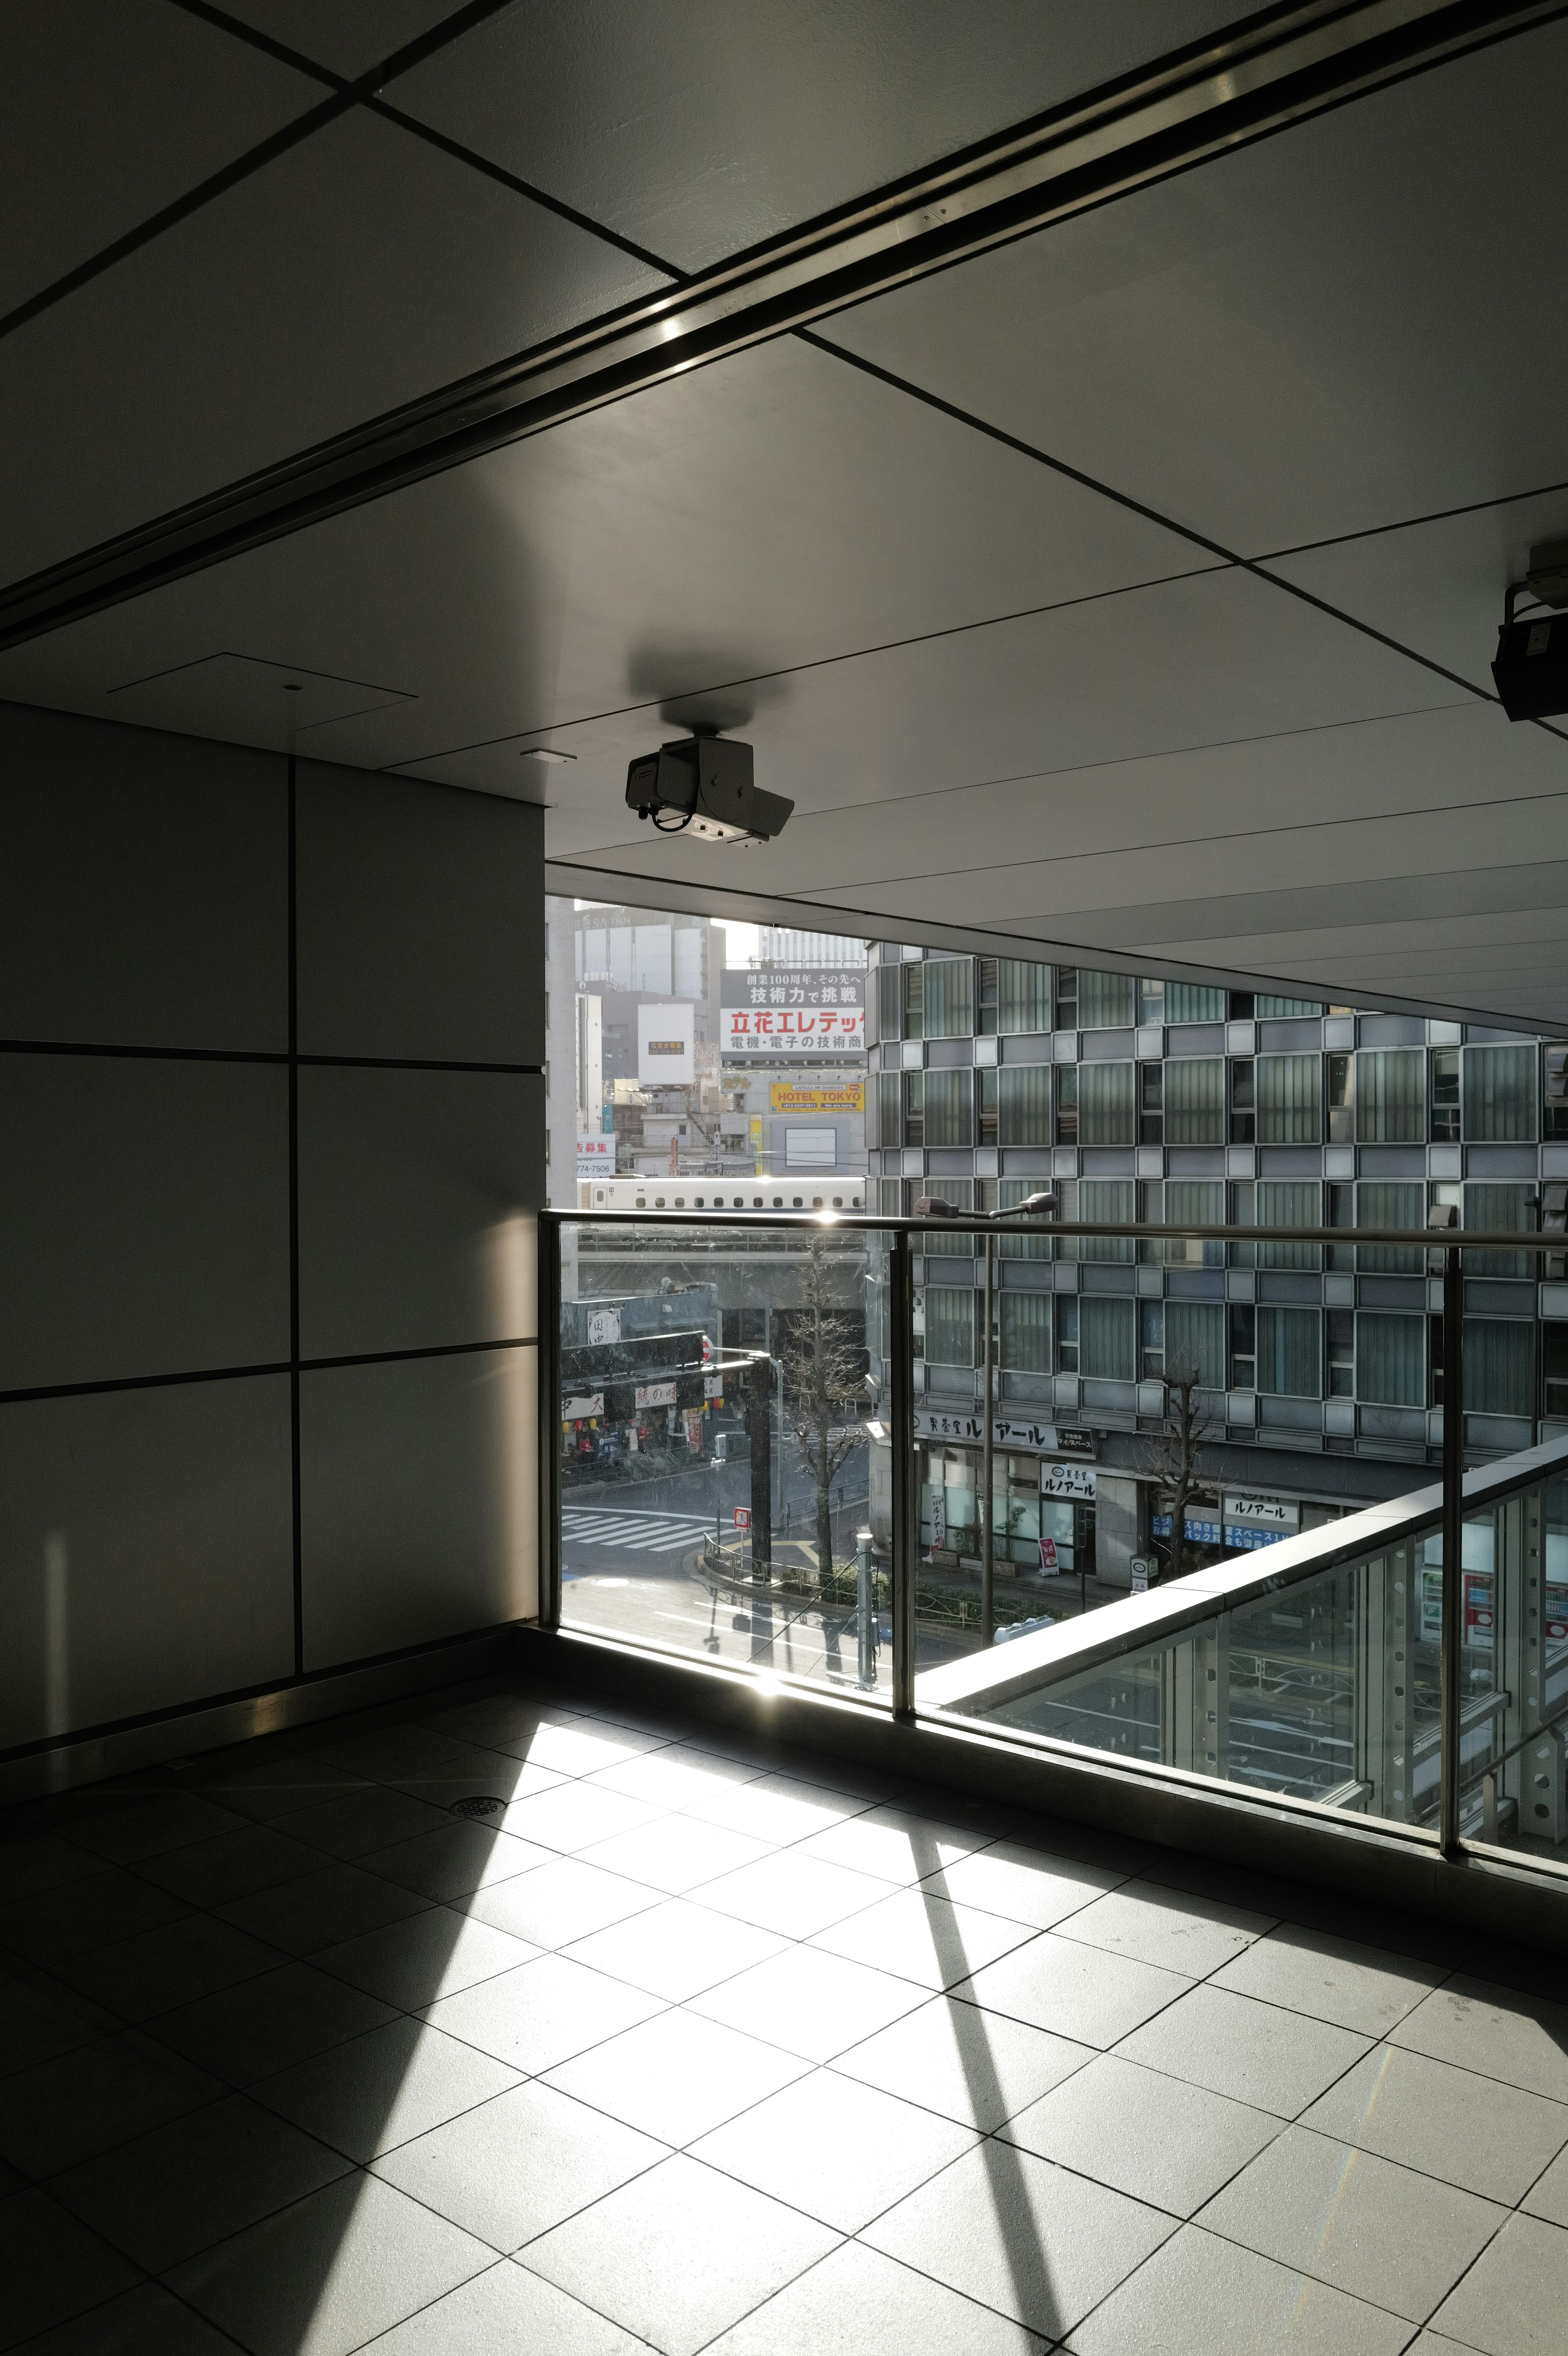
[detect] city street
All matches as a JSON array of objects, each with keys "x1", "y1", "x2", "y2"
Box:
[{"x1": 560, "y1": 1443, "x2": 890, "y2": 1691}]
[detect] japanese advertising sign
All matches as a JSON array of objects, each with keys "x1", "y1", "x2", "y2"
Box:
[{"x1": 721, "y1": 968, "x2": 865, "y2": 1058}]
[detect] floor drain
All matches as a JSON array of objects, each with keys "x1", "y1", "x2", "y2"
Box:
[{"x1": 450, "y1": 1795, "x2": 504, "y2": 1820}]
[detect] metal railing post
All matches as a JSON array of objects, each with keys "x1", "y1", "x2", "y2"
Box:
[
  {"x1": 539, "y1": 1213, "x2": 563, "y2": 1632},
  {"x1": 982, "y1": 1227, "x2": 995, "y2": 1650},
  {"x1": 856, "y1": 1528, "x2": 875, "y2": 1691},
  {"x1": 889, "y1": 1228, "x2": 917, "y2": 1717},
  {"x1": 1440, "y1": 1241, "x2": 1463, "y2": 1854}
]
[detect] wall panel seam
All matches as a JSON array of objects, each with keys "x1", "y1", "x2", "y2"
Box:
[
  {"x1": 0, "y1": 1333, "x2": 540, "y2": 1408},
  {"x1": 0, "y1": 1039, "x2": 543, "y2": 1073}
]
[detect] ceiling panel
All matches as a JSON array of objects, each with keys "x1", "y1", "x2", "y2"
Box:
[
  {"x1": 222, "y1": 2, "x2": 457, "y2": 80},
  {"x1": 1267, "y1": 488, "x2": 1568, "y2": 701},
  {"x1": 714, "y1": 704, "x2": 1561, "y2": 914},
  {"x1": 510, "y1": 566, "x2": 1468, "y2": 867},
  {"x1": 393, "y1": 0, "x2": 1243, "y2": 274},
  {"x1": 817, "y1": 20, "x2": 1568, "y2": 559},
  {"x1": 0, "y1": 0, "x2": 324, "y2": 319},
  {"x1": 0, "y1": 107, "x2": 669, "y2": 585},
  {"x1": 0, "y1": 331, "x2": 1214, "y2": 770}
]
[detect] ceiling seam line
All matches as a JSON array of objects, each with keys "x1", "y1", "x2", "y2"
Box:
[
  {"x1": 177, "y1": 2, "x2": 688, "y2": 283},
  {"x1": 565, "y1": 811, "x2": 1568, "y2": 897},
  {"x1": 572, "y1": 697, "x2": 1474, "y2": 832},
  {"x1": 0, "y1": 0, "x2": 522, "y2": 347},
  {"x1": 795, "y1": 327, "x2": 1516, "y2": 715},
  {"x1": 7, "y1": 0, "x2": 1555, "y2": 646},
  {"x1": 744, "y1": 779, "x2": 1568, "y2": 893},
  {"x1": 1251, "y1": 473, "x2": 1568, "y2": 563},
  {"x1": 380, "y1": 563, "x2": 1233, "y2": 771}
]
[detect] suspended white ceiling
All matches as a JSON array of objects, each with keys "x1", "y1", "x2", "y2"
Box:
[{"x1": 2, "y1": 0, "x2": 1565, "y2": 1027}]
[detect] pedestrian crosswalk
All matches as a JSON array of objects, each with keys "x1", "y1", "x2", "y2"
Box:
[{"x1": 561, "y1": 1506, "x2": 717, "y2": 1555}]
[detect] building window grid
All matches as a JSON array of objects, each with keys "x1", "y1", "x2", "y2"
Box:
[{"x1": 872, "y1": 951, "x2": 1564, "y2": 1429}]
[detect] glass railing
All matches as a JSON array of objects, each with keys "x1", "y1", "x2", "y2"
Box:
[
  {"x1": 539, "y1": 1205, "x2": 1568, "y2": 1880},
  {"x1": 922, "y1": 1453, "x2": 1568, "y2": 1848},
  {"x1": 546, "y1": 1216, "x2": 886, "y2": 1701}
]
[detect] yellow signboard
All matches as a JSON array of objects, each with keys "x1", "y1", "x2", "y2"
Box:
[{"x1": 768, "y1": 1081, "x2": 864, "y2": 1114}]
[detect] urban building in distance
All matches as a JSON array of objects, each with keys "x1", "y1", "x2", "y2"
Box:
[
  {"x1": 549, "y1": 898, "x2": 869, "y2": 1201},
  {"x1": 866, "y1": 943, "x2": 1568, "y2": 1600}
]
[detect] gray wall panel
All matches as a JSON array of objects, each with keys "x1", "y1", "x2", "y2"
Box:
[
  {"x1": 296, "y1": 762, "x2": 543, "y2": 1064},
  {"x1": 300, "y1": 1345, "x2": 537, "y2": 1667},
  {"x1": 0, "y1": 701, "x2": 285, "y2": 1051},
  {"x1": 0, "y1": 1054, "x2": 291, "y2": 1391},
  {"x1": 0, "y1": 1375, "x2": 294, "y2": 1747},
  {"x1": 297, "y1": 1065, "x2": 541, "y2": 1361}
]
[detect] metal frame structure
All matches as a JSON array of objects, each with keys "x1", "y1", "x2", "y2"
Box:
[
  {"x1": 539, "y1": 1204, "x2": 1568, "y2": 1909},
  {"x1": 3, "y1": 1, "x2": 1561, "y2": 652}
]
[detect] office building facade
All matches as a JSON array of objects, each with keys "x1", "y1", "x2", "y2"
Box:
[{"x1": 866, "y1": 944, "x2": 1568, "y2": 1582}]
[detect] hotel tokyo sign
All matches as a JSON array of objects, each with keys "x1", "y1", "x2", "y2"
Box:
[
  {"x1": 721, "y1": 967, "x2": 864, "y2": 1057},
  {"x1": 768, "y1": 1080, "x2": 865, "y2": 1113}
]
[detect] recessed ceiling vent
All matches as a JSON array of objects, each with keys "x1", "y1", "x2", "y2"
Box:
[{"x1": 107, "y1": 652, "x2": 415, "y2": 750}]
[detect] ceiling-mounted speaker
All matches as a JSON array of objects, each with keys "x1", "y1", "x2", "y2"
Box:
[{"x1": 1494, "y1": 541, "x2": 1568, "y2": 720}]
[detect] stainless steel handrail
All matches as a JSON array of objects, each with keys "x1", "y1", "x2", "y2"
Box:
[
  {"x1": 540, "y1": 1205, "x2": 1568, "y2": 1877},
  {"x1": 550, "y1": 1208, "x2": 1561, "y2": 1250}
]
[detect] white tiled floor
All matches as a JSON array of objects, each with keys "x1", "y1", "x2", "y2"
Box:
[{"x1": 2, "y1": 1671, "x2": 1568, "y2": 2353}]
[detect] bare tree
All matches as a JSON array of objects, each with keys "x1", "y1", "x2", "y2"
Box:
[
  {"x1": 778, "y1": 1236, "x2": 865, "y2": 1587},
  {"x1": 1144, "y1": 1365, "x2": 1211, "y2": 1585}
]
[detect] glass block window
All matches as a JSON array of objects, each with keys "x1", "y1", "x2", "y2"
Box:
[
  {"x1": 1076, "y1": 969, "x2": 1136, "y2": 1029},
  {"x1": 1078, "y1": 1061, "x2": 1135, "y2": 1146},
  {"x1": 1258, "y1": 1180, "x2": 1321, "y2": 1271},
  {"x1": 997, "y1": 1065, "x2": 1051, "y2": 1147},
  {"x1": 1000, "y1": 1292, "x2": 1051, "y2": 1372},
  {"x1": 997, "y1": 960, "x2": 1051, "y2": 1035},
  {"x1": 1164, "y1": 1300, "x2": 1225, "y2": 1388},
  {"x1": 1079, "y1": 1295, "x2": 1136, "y2": 1381},
  {"x1": 872, "y1": 962, "x2": 902, "y2": 1046},
  {"x1": 923, "y1": 958, "x2": 974, "y2": 1040},
  {"x1": 1164, "y1": 982, "x2": 1227, "y2": 1024},
  {"x1": 1356, "y1": 1049, "x2": 1423, "y2": 1143},
  {"x1": 1464, "y1": 1044, "x2": 1535, "y2": 1140},
  {"x1": 1255, "y1": 996, "x2": 1325, "y2": 1017},
  {"x1": 1257, "y1": 1305, "x2": 1321, "y2": 1397},
  {"x1": 870, "y1": 1070, "x2": 901, "y2": 1150},
  {"x1": 923, "y1": 1068, "x2": 973, "y2": 1149},
  {"x1": 1256, "y1": 1053, "x2": 1321, "y2": 1144},
  {"x1": 1465, "y1": 1182, "x2": 1534, "y2": 1278},
  {"x1": 924, "y1": 1287, "x2": 975, "y2": 1367},
  {"x1": 1357, "y1": 1312, "x2": 1425, "y2": 1407},
  {"x1": 1357, "y1": 1181, "x2": 1423, "y2": 1274},
  {"x1": 1077, "y1": 1178, "x2": 1135, "y2": 1263},
  {"x1": 1464, "y1": 1318, "x2": 1534, "y2": 1416},
  {"x1": 1163, "y1": 1057, "x2": 1225, "y2": 1145},
  {"x1": 1162, "y1": 1178, "x2": 1225, "y2": 1267},
  {"x1": 997, "y1": 1177, "x2": 1051, "y2": 1260}
]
